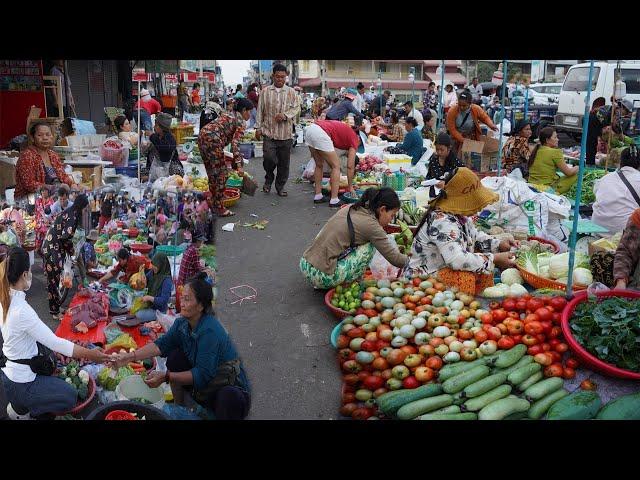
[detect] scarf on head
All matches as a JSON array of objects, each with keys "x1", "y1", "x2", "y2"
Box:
[{"x1": 147, "y1": 252, "x2": 172, "y2": 297}]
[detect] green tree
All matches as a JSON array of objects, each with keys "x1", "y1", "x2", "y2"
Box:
[{"x1": 477, "y1": 62, "x2": 498, "y2": 82}]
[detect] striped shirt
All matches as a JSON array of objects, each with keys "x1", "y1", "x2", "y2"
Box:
[{"x1": 256, "y1": 84, "x2": 301, "y2": 140}]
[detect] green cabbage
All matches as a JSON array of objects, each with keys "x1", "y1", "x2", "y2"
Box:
[{"x1": 548, "y1": 253, "x2": 590, "y2": 280}]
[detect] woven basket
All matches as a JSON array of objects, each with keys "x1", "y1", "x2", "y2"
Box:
[
  {"x1": 516, "y1": 265, "x2": 587, "y2": 292},
  {"x1": 223, "y1": 187, "x2": 241, "y2": 208},
  {"x1": 324, "y1": 289, "x2": 351, "y2": 319}
]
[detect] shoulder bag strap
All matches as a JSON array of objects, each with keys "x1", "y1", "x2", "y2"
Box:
[
  {"x1": 618, "y1": 170, "x2": 640, "y2": 207},
  {"x1": 346, "y1": 207, "x2": 356, "y2": 250},
  {"x1": 458, "y1": 109, "x2": 471, "y2": 129}
]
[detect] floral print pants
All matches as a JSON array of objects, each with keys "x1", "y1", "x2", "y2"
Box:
[
  {"x1": 41, "y1": 242, "x2": 65, "y2": 314},
  {"x1": 198, "y1": 132, "x2": 227, "y2": 212},
  {"x1": 299, "y1": 243, "x2": 376, "y2": 290}
]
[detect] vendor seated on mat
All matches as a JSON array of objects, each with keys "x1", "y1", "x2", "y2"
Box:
[
  {"x1": 0, "y1": 247, "x2": 110, "y2": 420},
  {"x1": 98, "y1": 247, "x2": 149, "y2": 285},
  {"x1": 108, "y1": 272, "x2": 251, "y2": 420},
  {"x1": 526, "y1": 127, "x2": 578, "y2": 194},
  {"x1": 386, "y1": 117, "x2": 426, "y2": 166},
  {"x1": 402, "y1": 167, "x2": 517, "y2": 295},
  {"x1": 77, "y1": 229, "x2": 99, "y2": 285},
  {"x1": 177, "y1": 233, "x2": 206, "y2": 287},
  {"x1": 300, "y1": 187, "x2": 409, "y2": 290},
  {"x1": 612, "y1": 209, "x2": 640, "y2": 290},
  {"x1": 135, "y1": 252, "x2": 173, "y2": 323}
]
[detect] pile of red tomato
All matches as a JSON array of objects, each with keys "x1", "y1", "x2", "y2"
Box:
[{"x1": 484, "y1": 295, "x2": 579, "y2": 379}]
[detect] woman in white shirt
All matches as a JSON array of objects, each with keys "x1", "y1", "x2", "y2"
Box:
[
  {"x1": 0, "y1": 247, "x2": 110, "y2": 420},
  {"x1": 113, "y1": 115, "x2": 139, "y2": 148},
  {"x1": 443, "y1": 84, "x2": 458, "y2": 113},
  {"x1": 592, "y1": 147, "x2": 640, "y2": 235}
]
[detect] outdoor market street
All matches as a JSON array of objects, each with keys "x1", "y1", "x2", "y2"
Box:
[{"x1": 215, "y1": 144, "x2": 342, "y2": 419}]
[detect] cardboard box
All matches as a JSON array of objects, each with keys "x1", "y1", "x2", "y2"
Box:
[{"x1": 460, "y1": 135, "x2": 500, "y2": 173}]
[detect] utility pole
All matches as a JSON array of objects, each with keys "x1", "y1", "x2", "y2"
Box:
[{"x1": 320, "y1": 60, "x2": 327, "y2": 97}]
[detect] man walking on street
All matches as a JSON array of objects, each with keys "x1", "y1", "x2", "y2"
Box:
[
  {"x1": 468, "y1": 77, "x2": 483, "y2": 104},
  {"x1": 255, "y1": 64, "x2": 301, "y2": 197}
]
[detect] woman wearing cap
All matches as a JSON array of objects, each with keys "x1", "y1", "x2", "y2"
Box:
[
  {"x1": 15, "y1": 121, "x2": 74, "y2": 201},
  {"x1": 135, "y1": 251, "x2": 174, "y2": 323},
  {"x1": 404, "y1": 168, "x2": 516, "y2": 295},
  {"x1": 527, "y1": 127, "x2": 578, "y2": 194},
  {"x1": 135, "y1": 89, "x2": 162, "y2": 116},
  {"x1": 146, "y1": 112, "x2": 183, "y2": 181},
  {"x1": 197, "y1": 98, "x2": 254, "y2": 217},
  {"x1": 41, "y1": 194, "x2": 89, "y2": 319},
  {"x1": 325, "y1": 93, "x2": 363, "y2": 122},
  {"x1": 304, "y1": 119, "x2": 362, "y2": 207},
  {"x1": 388, "y1": 117, "x2": 426, "y2": 166},
  {"x1": 442, "y1": 84, "x2": 458, "y2": 113},
  {"x1": 501, "y1": 119, "x2": 533, "y2": 174},
  {"x1": 426, "y1": 133, "x2": 465, "y2": 197},
  {"x1": 300, "y1": 188, "x2": 409, "y2": 290},
  {"x1": 446, "y1": 90, "x2": 498, "y2": 155}
]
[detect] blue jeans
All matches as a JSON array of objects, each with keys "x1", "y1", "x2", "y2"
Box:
[
  {"x1": 248, "y1": 108, "x2": 257, "y2": 129},
  {"x1": 0, "y1": 369, "x2": 77, "y2": 417},
  {"x1": 136, "y1": 308, "x2": 159, "y2": 322}
]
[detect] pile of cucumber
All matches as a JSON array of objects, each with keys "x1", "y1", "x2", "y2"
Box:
[{"x1": 377, "y1": 344, "x2": 640, "y2": 420}]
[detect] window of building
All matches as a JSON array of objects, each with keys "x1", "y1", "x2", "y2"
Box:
[
  {"x1": 377, "y1": 62, "x2": 387, "y2": 73},
  {"x1": 327, "y1": 60, "x2": 336, "y2": 71},
  {"x1": 302, "y1": 60, "x2": 309, "y2": 72}
]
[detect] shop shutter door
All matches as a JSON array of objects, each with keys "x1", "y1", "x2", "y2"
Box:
[{"x1": 67, "y1": 60, "x2": 90, "y2": 120}]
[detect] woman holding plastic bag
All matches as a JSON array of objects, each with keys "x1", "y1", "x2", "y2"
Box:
[
  {"x1": 300, "y1": 188, "x2": 409, "y2": 289},
  {"x1": 145, "y1": 113, "x2": 183, "y2": 182},
  {"x1": 41, "y1": 194, "x2": 88, "y2": 320},
  {"x1": 403, "y1": 168, "x2": 516, "y2": 295},
  {"x1": 133, "y1": 252, "x2": 173, "y2": 323}
]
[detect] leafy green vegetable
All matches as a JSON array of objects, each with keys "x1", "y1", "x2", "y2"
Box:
[
  {"x1": 517, "y1": 250, "x2": 538, "y2": 274},
  {"x1": 565, "y1": 169, "x2": 607, "y2": 205},
  {"x1": 570, "y1": 297, "x2": 640, "y2": 372}
]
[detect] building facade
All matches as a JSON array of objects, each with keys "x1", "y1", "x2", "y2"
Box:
[{"x1": 298, "y1": 60, "x2": 466, "y2": 103}]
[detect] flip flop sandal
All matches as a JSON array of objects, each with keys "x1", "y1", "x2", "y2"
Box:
[
  {"x1": 262, "y1": 185, "x2": 271, "y2": 194},
  {"x1": 276, "y1": 190, "x2": 288, "y2": 197},
  {"x1": 217, "y1": 209, "x2": 236, "y2": 217}
]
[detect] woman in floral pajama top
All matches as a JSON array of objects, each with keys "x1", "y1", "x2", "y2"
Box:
[
  {"x1": 403, "y1": 167, "x2": 518, "y2": 295},
  {"x1": 197, "y1": 99, "x2": 253, "y2": 217},
  {"x1": 41, "y1": 194, "x2": 88, "y2": 319}
]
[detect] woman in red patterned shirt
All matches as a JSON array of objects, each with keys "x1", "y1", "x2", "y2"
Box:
[
  {"x1": 15, "y1": 122, "x2": 73, "y2": 200},
  {"x1": 177, "y1": 233, "x2": 206, "y2": 287},
  {"x1": 197, "y1": 98, "x2": 253, "y2": 217}
]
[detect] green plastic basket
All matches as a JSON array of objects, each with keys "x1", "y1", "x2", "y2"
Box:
[
  {"x1": 226, "y1": 178, "x2": 243, "y2": 188},
  {"x1": 156, "y1": 244, "x2": 187, "y2": 257},
  {"x1": 330, "y1": 321, "x2": 343, "y2": 348}
]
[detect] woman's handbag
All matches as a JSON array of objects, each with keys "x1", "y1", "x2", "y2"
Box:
[
  {"x1": 241, "y1": 174, "x2": 258, "y2": 196},
  {"x1": 0, "y1": 343, "x2": 57, "y2": 376}
]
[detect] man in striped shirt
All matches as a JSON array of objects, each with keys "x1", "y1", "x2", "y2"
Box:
[{"x1": 255, "y1": 63, "x2": 301, "y2": 196}]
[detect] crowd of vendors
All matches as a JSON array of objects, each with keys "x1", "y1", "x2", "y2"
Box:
[{"x1": 297, "y1": 72, "x2": 640, "y2": 421}]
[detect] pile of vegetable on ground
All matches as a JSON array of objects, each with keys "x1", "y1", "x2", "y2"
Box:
[
  {"x1": 334, "y1": 274, "x2": 640, "y2": 420},
  {"x1": 565, "y1": 169, "x2": 607, "y2": 205},
  {"x1": 57, "y1": 361, "x2": 90, "y2": 401}
]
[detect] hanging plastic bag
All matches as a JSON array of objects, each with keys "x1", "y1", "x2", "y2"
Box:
[
  {"x1": 149, "y1": 157, "x2": 170, "y2": 183},
  {"x1": 156, "y1": 310, "x2": 177, "y2": 332},
  {"x1": 302, "y1": 158, "x2": 316, "y2": 180},
  {"x1": 129, "y1": 265, "x2": 147, "y2": 290},
  {"x1": 62, "y1": 256, "x2": 73, "y2": 289},
  {"x1": 587, "y1": 282, "x2": 610, "y2": 300}
]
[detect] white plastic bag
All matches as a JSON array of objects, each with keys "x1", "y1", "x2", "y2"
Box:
[
  {"x1": 62, "y1": 255, "x2": 73, "y2": 288},
  {"x1": 149, "y1": 158, "x2": 170, "y2": 183},
  {"x1": 302, "y1": 158, "x2": 316, "y2": 180},
  {"x1": 156, "y1": 310, "x2": 177, "y2": 333},
  {"x1": 369, "y1": 240, "x2": 401, "y2": 280}
]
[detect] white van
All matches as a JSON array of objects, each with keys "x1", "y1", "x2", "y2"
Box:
[{"x1": 555, "y1": 62, "x2": 640, "y2": 139}]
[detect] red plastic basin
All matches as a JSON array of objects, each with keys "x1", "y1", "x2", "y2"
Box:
[{"x1": 561, "y1": 289, "x2": 640, "y2": 380}]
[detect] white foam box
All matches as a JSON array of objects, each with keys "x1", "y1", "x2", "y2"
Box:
[{"x1": 383, "y1": 154, "x2": 413, "y2": 172}]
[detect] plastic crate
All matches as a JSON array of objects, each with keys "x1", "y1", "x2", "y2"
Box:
[{"x1": 114, "y1": 165, "x2": 139, "y2": 177}]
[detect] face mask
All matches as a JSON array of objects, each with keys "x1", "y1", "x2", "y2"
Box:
[{"x1": 24, "y1": 271, "x2": 32, "y2": 291}]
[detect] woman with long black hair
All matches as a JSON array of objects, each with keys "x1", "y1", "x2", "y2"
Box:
[
  {"x1": 425, "y1": 133, "x2": 465, "y2": 198},
  {"x1": 300, "y1": 187, "x2": 409, "y2": 289},
  {"x1": 0, "y1": 247, "x2": 110, "y2": 420},
  {"x1": 41, "y1": 194, "x2": 89, "y2": 320}
]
